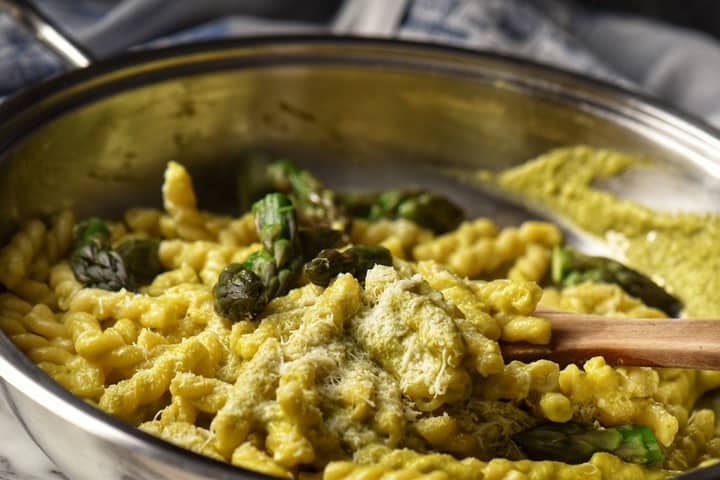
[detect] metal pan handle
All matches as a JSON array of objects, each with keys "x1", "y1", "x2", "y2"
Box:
[
  {"x1": 0, "y1": 0, "x2": 93, "y2": 68},
  {"x1": 0, "y1": 0, "x2": 349, "y2": 71}
]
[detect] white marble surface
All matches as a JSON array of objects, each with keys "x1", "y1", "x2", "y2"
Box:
[{"x1": 0, "y1": 391, "x2": 65, "y2": 480}]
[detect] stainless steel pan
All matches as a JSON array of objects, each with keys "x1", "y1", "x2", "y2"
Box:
[{"x1": 1, "y1": 3, "x2": 720, "y2": 479}]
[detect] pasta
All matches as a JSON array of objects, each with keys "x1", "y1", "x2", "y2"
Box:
[{"x1": 0, "y1": 154, "x2": 717, "y2": 480}]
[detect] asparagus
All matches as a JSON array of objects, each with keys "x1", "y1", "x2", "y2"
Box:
[
  {"x1": 265, "y1": 159, "x2": 464, "y2": 234},
  {"x1": 213, "y1": 263, "x2": 267, "y2": 321},
  {"x1": 369, "y1": 189, "x2": 464, "y2": 234},
  {"x1": 253, "y1": 192, "x2": 298, "y2": 268},
  {"x1": 73, "y1": 217, "x2": 111, "y2": 248},
  {"x1": 551, "y1": 246, "x2": 682, "y2": 317},
  {"x1": 304, "y1": 245, "x2": 393, "y2": 287},
  {"x1": 116, "y1": 238, "x2": 164, "y2": 287},
  {"x1": 267, "y1": 160, "x2": 350, "y2": 233},
  {"x1": 70, "y1": 218, "x2": 134, "y2": 291},
  {"x1": 243, "y1": 249, "x2": 304, "y2": 301},
  {"x1": 513, "y1": 422, "x2": 664, "y2": 465},
  {"x1": 71, "y1": 242, "x2": 133, "y2": 291},
  {"x1": 213, "y1": 192, "x2": 304, "y2": 322},
  {"x1": 341, "y1": 189, "x2": 464, "y2": 234}
]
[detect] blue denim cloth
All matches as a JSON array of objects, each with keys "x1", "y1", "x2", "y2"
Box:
[{"x1": 3, "y1": 0, "x2": 720, "y2": 125}]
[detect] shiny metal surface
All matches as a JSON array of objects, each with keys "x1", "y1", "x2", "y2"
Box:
[
  {"x1": 0, "y1": 0, "x2": 93, "y2": 68},
  {"x1": 0, "y1": 37, "x2": 719, "y2": 479}
]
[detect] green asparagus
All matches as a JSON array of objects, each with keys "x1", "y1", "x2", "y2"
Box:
[
  {"x1": 369, "y1": 189, "x2": 464, "y2": 234},
  {"x1": 551, "y1": 246, "x2": 682, "y2": 317},
  {"x1": 213, "y1": 192, "x2": 305, "y2": 322},
  {"x1": 267, "y1": 160, "x2": 350, "y2": 233},
  {"x1": 513, "y1": 422, "x2": 664, "y2": 465},
  {"x1": 213, "y1": 263, "x2": 267, "y2": 321},
  {"x1": 304, "y1": 245, "x2": 393, "y2": 287},
  {"x1": 70, "y1": 218, "x2": 134, "y2": 291},
  {"x1": 73, "y1": 217, "x2": 111, "y2": 248},
  {"x1": 253, "y1": 192, "x2": 298, "y2": 268},
  {"x1": 341, "y1": 189, "x2": 464, "y2": 234},
  {"x1": 116, "y1": 238, "x2": 164, "y2": 287},
  {"x1": 71, "y1": 242, "x2": 133, "y2": 291}
]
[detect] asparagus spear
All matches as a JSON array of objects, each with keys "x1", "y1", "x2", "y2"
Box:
[
  {"x1": 267, "y1": 160, "x2": 350, "y2": 233},
  {"x1": 71, "y1": 218, "x2": 134, "y2": 291},
  {"x1": 266, "y1": 159, "x2": 464, "y2": 233},
  {"x1": 253, "y1": 192, "x2": 297, "y2": 268},
  {"x1": 73, "y1": 217, "x2": 111, "y2": 247},
  {"x1": 71, "y1": 219, "x2": 166, "y2": 291},
  {"x1": 116, "y1": 238, "x2": 164, "y2": 287},
  {"x1": 304, "y1": 245, "x2": 393, "y2": 287},
  {"x1": 513, "y1": 422, "x2": 664, "y2": 465},
  {"x1": 213, "y1": 192, "x2": 305, "y2": 322},
  {"x1": 340, "y1": 189, "x2": 464, "y2": 234},
  {"x1": 213, "y1": 263, "x2": 268, "y2": 321},
  {"x1": 551, "y1": 246, "x2": 682, "y2": 317},
  {"x1": 71, "y1": 242, "x2": 133, "y2": 291},
  {"x1": 366, "y1": 189, "x2": 464, "y2": 234}
]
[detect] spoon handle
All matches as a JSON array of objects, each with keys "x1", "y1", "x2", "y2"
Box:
[{"x1": 502, "y1": 311, "x2": 720, "y2": 370}]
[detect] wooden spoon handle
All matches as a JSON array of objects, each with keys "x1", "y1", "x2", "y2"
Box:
[{"x1": 502, "y1": 312, "x2": 720, "y2": 370}]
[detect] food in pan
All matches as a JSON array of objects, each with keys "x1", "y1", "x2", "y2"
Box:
[{"x1": 0, "y1": 146, "x2": 718, "y2": 479}]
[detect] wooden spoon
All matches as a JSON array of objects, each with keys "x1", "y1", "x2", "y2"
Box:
[{"x1": 501, "y1": 309, "x2": 720, "y2": 370}]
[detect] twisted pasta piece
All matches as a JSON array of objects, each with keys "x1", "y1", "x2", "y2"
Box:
[
  {"x1": 413, "y1": 220, "x2": 561, "y2": 279},
  {"x1": 2, "y1": 299, "x2": 72, "y2": 354},
  {"x1": 413, "y1": 218, "x2": 497, "y2": 261},
  {"x1": 326, "y1": 445, "x2": 486, "y2": 480},
  {"x1": 477, "y1": 360, "x2": 573, "y2": 423},
  {"x1": 44, "y1": 210, "x2": 75, "y2": 266},
  {"x1": 99, "y1": 331, "x2": 223, "y2": 418},
  {"x1": 211, "y1": 338, "x2": 283, "y2": 458},
  {"x1": 351, "y1": 218, "x2": 434, "y2": 256},
  {"x1": 558, "y1": 357, "x2": 679, "y2": 447},
  {"x1": 230, "y1": 443, "x2": 292, "y2": 479},
  {"x1": 199, "y1": 247, "x2": 234, "y2": 286},
  {"x1": 416, "y1": 261, "x2": 503, "y2": 377},
  {"x1": 20, "y1": 303, "x2": 68, "y2": 341},
  {"x1": 413, "y1": 399, "x2": 536, "y2": 459},
  {"x1": 0, "y1": 220, "x2": 46, "y2": 288},
  {"x1": 69, "y1": 288, "x2": 179, "y2": 330},
  {"x1": 217, "y1": 213, "x2": 258, "y2": 247},
  {"x1": 142, "y1": 265, "x2": 199, "y2": 296},
  {"x1": 158, "y1": 239, "x2": 258, "y2": 287},
  {"x1": 28, "y1": 253, "x2": 51, "y2": 282},
  {"x1": 38, "y1": 355, "x2": 105, "y2": 400},
  {"x1": 124, "y1": 208, "x2": 163, "y2": 237},
  {"x1": 540, "y1": 282, "x2": 666, "y2": 318},
  {"x1": 49, "y1": 262, "x2": 83, "y2": 311},
  {"x1": 9, "y1": 278, "x2": 57, "y2": 309},
  {"x1": 158, "y1": 240, "x2": 214, "y2": 271},
  {"x1": 65, "y1": 311, "x2": 139, "y2": 361},
  {"x1": 665, "y1": 409, "x2": 717, "y2": 471},
  {"x1": 141, "y1": 419, "x2": 225, "y2": 461},
  {"x1": 169, "y1": 372, "x2": 232, "y2": 414},
  {"x1": 508, "y1": 244, "x2": 552, "y2": 283},
  {"x1": 474, "y1": 278, "x2": 552, "y2": 345},
  {"x1": 0, "y1": 293, "x2": 32, "y2": 334},
  {"x1": 162, "y1": 161, "x2": 214, "y2": 241},
  {"x1": 0, "y1": 296, "x2": 104, "y2": 399}
]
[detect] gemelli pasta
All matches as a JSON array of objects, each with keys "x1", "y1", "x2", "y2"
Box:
[{"x1": 1, "y1": 150, "x2": 719, "y2": 479}]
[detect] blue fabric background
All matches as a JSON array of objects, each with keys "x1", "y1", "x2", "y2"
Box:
[{"x1": 2, "y1": 0, "x2": 720, "y2": 126}]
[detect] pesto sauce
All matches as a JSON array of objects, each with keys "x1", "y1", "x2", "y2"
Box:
[{"x1": 494, "y1": 146, "x2": 719, "y2": 318}]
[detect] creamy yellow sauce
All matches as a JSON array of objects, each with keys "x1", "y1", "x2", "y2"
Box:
[{"x1": 494, "y1": 146, "x2": 720, "y2": 318}]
